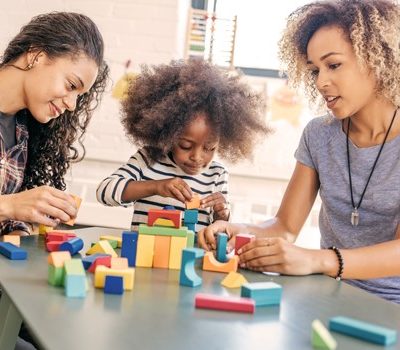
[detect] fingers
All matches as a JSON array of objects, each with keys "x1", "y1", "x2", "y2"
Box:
[
  {"x1": 170, "y1": 180, "x2": 192, "y2": 202},
  {"x1": 200, "y1": 192, "x2": 226, "y2": 209},
  {"x1": 197, "y1": 220, "x2": 230, "y2": 251}
]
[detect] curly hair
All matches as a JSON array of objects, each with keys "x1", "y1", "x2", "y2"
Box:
[
  {"x1": 0, "y1": 12, "x2": 109, "y2": 190},
  {"x1": 278, "y1": 0, "x2": 400, "y2": 107},
  {"x1": 121, "y1": 59, "x2": 269, "y2": 163}
]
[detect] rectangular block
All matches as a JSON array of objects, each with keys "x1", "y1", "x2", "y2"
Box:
[
  {"x1": 153, "y1": 235, "x2": 171, "y2": 269},
  {"x1": 1, "y1": 235, "x2": 20, "y2": 247},
  {"x1": 94, "y1": 265, "x2": 135, "y2": 290},
  {"x1": 186, "y1": 230, "x2": 195, "y2": 248},
  {"x1": 0, "y1": 242, "x2": 27, "y2": 260},
  {"x1": 136, "y1": 234, "x2": 155, "y2": 267},
  {"x1": 241, "y1": 282, "x2": 282, "y2": 306},
  {"x1": 100, "y1": 235, "x2": 122, "y2": 248},
  {"x1": 64, "y1": 194, "x2": 82, "y2": 226},
  {"x1": 183, "y1": 209, "x2": 198, "y2": 224},
  {"x1": 195, "y1": 293, "x2": 255, "y2": 313},
  {"x1": 121, "y1": 231, "x2": 138, "y2": 267},
  {"x1": 139, "y1": 224, "x2": 188, "y2": 238},
  {"x1": 111, "y1": 257, "x2": 129, "y2": 270},
  {"x1": 64, "y1": 259, "x2": 85, "y2": 276},
  {"x1": 329, "y1": 316, "x2": 397, "y2": 346},
  {"x1": 104, "y1": 275, "x2": 124, "y2": 295},
  {"x1": 235, "y1": 233, "x2": 255, "y2": 254},
  {"x1": 168, "y1": 236, "x2": 187, "y2": 270},
  {"x1": 186, "y1": 193, "x2": 201, "y2": 209},
  {"x1": 148, "y1": 209, "x2": 182, "y2": 228},
  {"x1": 47, "y1": 251, "x2": 71, "y2": 268},
  {"x1": 48, "y1": 265, "x2": 65, "y2": 286}
]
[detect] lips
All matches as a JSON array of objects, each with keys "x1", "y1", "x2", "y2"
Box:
[
  {"x1": 324, "y1": 96, "x2": 340, "y2": 109},
  {"x1": 49, "y1": 102, "x2": 61, "y2": 117}
]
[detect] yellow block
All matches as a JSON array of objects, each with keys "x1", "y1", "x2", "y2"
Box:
[
  {"x1": 100, "y1": 235, "x2": 123, "y2": 248},
  {"x1": 136, "y1": 234, "x2": 155, "y2": 267},
  {"x1": 153, "y1": 218, "x2": 175, "y2": 227},
  {"x1": 168, "y1": 236, "x2": 187, "y2": 270},
  {"x1": 111, "y1": 257, "x2": 129, "y2": 270},
  {"x1": 1, "y1": 235, "x2": 20, "y2": 247},
  {"x1": 38, "y1": 224, "x2": 54, "y2": 235},
  {"x1": 94, "y1": 265, "x2": 135, "y2": 290},
  {"x1": 47, "y1": 251, "x2": 71, "y2": 268},
  {"x1": 221, "y1": 271, "x2": 248, "y2": 288},
  {"x1": 86, "y1": 240, "x2": 117, "y2": 257},
  {"x1": 203, "y1": 252, "x2": 239, "y2": 273}
]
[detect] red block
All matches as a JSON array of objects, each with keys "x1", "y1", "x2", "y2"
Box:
[
  {"x1": 88, "y1": 256, "x2": 112, "y2": 273},
  {"x1": 46, "y1": 241, "x2": 63, "y2": 252},
  {"x1": 234, "y1": 233, "x2": 255, "y2": 254},
  {"x1": 147, "y1": 209, "x2": 182, "y2": 228},
  {"x1": 195, "y1": 293, "x2": 255, "y2": 313},
  {"x1": 45, "y1": 232, "x2": 76, "y2": 242}
]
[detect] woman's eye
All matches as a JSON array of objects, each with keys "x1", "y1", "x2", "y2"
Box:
[{"x1": 329, "y1": 63, "x2": 341, "y2": 70}]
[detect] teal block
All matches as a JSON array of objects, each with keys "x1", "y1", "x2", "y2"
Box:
[
  {"x1": 184, "y1": 209, "x2": 198, "y2": 224},
  {"x1": 186, "y1": 230, "x2": 195, "y2": 248},
  {"x1": 216, "y1": 232, "x2": 228, "y2": 262},
  {"x1": 185, "y1": 223, "x2": 196, "y2": 233},
  {"x1": 139, "y1": 224, "x2": 188, "y2": 237},
  {"x1": 179, "y1": 248, "x2": 205, "y2": 287},
  {"x1": 241, "y1": 282, "x2": 282, "y2": 306},
  {"x1": 329, "y1": 316, "x2": 397, "y2": 346},
  {"x1": 65, "y1": 274, "x2": 86, "y2": 298}
]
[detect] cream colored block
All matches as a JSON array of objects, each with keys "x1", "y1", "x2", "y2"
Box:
[
  {"x1": 111, "y1": 257, "x2": 129, "y2": 270},
  {"x1": 100, "y1": 235, "x2": 122, "y2": 248},
  {"x1": 1, "y1": 235, "x2": 20, "y2": 247},
  {"x1": 136, "y1": 234, "x2": 155, "y2": 267},
  {"x1": 168, "y1": 236, "x2": 187, "y2": 270},
  {"x1": 94, "y1": 265, "x2": 135, "y2": 290},
  {"x1": 47, "y1": 251, "x2": 71, "y2": 268}
]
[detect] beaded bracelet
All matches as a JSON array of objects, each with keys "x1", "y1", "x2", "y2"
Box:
[{"x1": 329, "y1": 246, "x2": 344, "y2": 281}]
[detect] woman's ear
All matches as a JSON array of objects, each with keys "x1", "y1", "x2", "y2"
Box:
[{"x1": 26, "y1": 49, "x2": 45, "y2": 69}]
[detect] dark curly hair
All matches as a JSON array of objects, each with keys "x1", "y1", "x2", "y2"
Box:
[
  {"x1": 0, "y1": 12, "x2": 109, "y2": 190},
  {"x1": 121, "y1": 59, "x2": 269, "y2": 163},
  {"x1": 279, "y1": 0, "x2": 400, "y2": 107}
]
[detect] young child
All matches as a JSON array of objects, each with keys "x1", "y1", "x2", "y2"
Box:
[
  {"x1": 97, "y1": 59, "x2": 269, "y2": 232},
  {"x1": 198, "y1": 0, "x2": 400, "y2": 303}
]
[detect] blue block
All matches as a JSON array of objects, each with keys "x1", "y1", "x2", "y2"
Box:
[
  {"x1": 65, "y1": 274, "x2": 86, "y2": 298},
  {"x1": 104, "y1": 275, "x2": 124, "y2": 295},
  {"x1": 329, "y1": 316, "x2": 397, "y2": 346},
  {"x1": 179, "y1": 248, "x2": 205, "y2": 287},
  {"x1": 121, "y1": 231, "x2": 138, "y2": 267},
  {"x1": 185, "y1": 223, "x2": 196, "y2": 233},
  {"x1": 59, "y1": 237, "x2": 84, "y2": 255},
  {"x1": 241, "y1": 282, "x2": 282, "y2": 306},
  {"x1": 82, "y1": 254, "x2": 111, "y2": 270},
  {"x1": 163, "y1": 205, "x2": 176, "y2": 210},
  {"x1": 0, "y1": 242, "x2": 27, "y2": 260},
  {"x1": 216, "y1": 232, "x2": 228, "y2": 262},
  {"x1": 184, "y1": 209, "x2": 198, "y2": 224}
]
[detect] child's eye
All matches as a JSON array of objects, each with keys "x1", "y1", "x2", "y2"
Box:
[
  {"x1": 204, "y1": 147, "x2": 216, "y2": 152},
  {"x1": 179, "y1": 144, "x2": 191, "y2": 150},
  {"x1": 68, "y1": 81, "x2": 77, "y2": 90}
]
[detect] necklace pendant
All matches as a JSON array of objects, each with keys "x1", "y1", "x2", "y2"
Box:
[{"x1": 351, "y1": 208, "x2": 359, "y2": 226}]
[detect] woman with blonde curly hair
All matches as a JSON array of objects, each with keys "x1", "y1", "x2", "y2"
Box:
[{"x1": 198, "y1": 0, "x2": 400, "y2": 303}]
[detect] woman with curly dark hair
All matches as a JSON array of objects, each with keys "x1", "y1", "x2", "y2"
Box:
[
  {"x1": 0, "y1": 12, "x2": 109, "y2": 237},
  {"x1": 199, "y1": 0, "x2": 400, "y2": 303},
  {"x1": 97, "y1": 59, "x2": 268, "y2": 233}
]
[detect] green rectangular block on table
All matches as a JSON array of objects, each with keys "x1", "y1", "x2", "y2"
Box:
[
  {"x1": 48, "y1": 265, "x2": 64, "y2": 286},
  {"x1": 139, "y1": 224, "x2": 189, "y2": 237}
]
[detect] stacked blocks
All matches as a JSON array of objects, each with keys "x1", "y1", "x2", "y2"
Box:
[
  {"x1": 183, "y1": 209, "x2": 198, "y2": 234},
  {"x1": 45, "y1": 231, "x2": 77, "y2": 252},
  {"x1": 312, "y1": 319, "x2": 337, "y2": 350},
  {"x1": 104, "y1": 275, "x2": 124, "y2": 295},
  {"x1": 59, "y1": 237, "x2": 84, "y2": 255},
  {"x1": 234, "y1": 233, "x2": 255, "y2": 254},
  {"x1": 216, "y1": 233, "x2": 228, "y2": 262},
  {"x1": 203, "y1": 251, "x2": 239, "y2": 273},
  {"x1": 329, "y1": 316, "x2": 397, "y2": 346},
  {"x1": 240, "y1": 282, "x2": 282, "y2": 306},
  {"x1": 94, "y1": 265, "x2": 134, "y2": 290},
  {"x1": 82, "y1": 254, "x2": 110, "y2": 270},
  {"x1": 48, "y1": 251, "x2": 71, "y2": 286},
  {"x1": 186, "y1": 193, "x2": 201, "y2": 210},
  {"x1": 64, "y1": 259, "x2": 87, "y2": 298},
  {"x1": 0, "y1": 242, "x2": 27, "y2": 260},
  {"x1": 180, "y1": 248, "x2": 205, "y2": 287}
]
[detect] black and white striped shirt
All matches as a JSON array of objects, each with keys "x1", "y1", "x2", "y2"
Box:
[{"x1": 96, "y1": 149, "x2": 229, "y2": 232}]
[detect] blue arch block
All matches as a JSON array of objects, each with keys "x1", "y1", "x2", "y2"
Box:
[{"x1": 180, "y1": 248, "x2": 205, "y2": 287}]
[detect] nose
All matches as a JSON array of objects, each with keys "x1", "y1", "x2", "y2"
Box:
[
  {"x1": 63, "y1": 92, "x2": 78, "y2": 112},
  {"x1": 190, "y1": 147, "x2": 203, "y2": 163},
  {"x1": 316, "y1": 69, "x2": 330, "y2": 91}
]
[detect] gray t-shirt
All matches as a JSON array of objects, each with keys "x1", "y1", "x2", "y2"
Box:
[
  {"x1": 295, "y1": 115, "x2": 400, "y2": 303},
  {"x1": 0, "y1": 111, "x2": 16, "y2": 150}
]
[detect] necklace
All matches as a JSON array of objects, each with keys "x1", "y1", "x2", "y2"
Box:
[{"x1": 346, "y1": 108, "x2": 398, "y2": 226}]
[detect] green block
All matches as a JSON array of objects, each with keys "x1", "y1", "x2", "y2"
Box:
[
  {"x1": 312, "y1": 319, "x2": 337, "y2": 350},
  {"x1": 64, "y1": 259, "x2": 85, "y2": 276},
  {"x1": 48, "y1": 265, "x2": 64, "y2": 286},
  {"x1": 186, "y1": 230, "x2": 195, "y2": 248},
  {"x1": 101, "y1": 239, "x2": 118, "y2": 249},
  {"x1": 139, "y1": 224, "x2": 188, "y2": 237}
]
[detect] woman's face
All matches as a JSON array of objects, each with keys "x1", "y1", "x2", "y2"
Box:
[
  {"x1": 306, "y1": 25, "x2": 377, "y2": 119},
  {"x1": 23, "y1": 52, "x2": 98, "y2": 123}
]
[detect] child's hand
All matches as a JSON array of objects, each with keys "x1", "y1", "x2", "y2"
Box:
[
  {"x1": 155, "y1": 178, "x2": 193, "y2": 203},
  {"x1": 200, "y1": 192, "x2": 230, "y2": 221}
]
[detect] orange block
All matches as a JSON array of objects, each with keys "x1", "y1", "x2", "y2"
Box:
[
  {"x1": 64, "y1": 194, "x2": 82, "y2": 226},
  {"x1": 47, "y1": 251, "x2": 71, "y2": 267},
  {"x1": 186, "y1": 193, "x2": 201, "y2": 209},
  {"x1": 203, "y1": 252, "x2": 239, "y2": 273},
  {"x1": 153, "y1": 236, "x2": 171, "y2": 269}
]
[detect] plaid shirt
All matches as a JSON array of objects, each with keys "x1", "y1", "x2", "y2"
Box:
[{"x1": 0, "y1": 112, "x2": 30, "y2": 235}]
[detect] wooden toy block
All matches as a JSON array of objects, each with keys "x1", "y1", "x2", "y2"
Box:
[
  {"x1": 100, "y1": 235, "x2": 122, "y2": 248},
  {"x1": 135, "y1": 234, "x2": 155, "y2": 267},
  {"x1": 38, "y1": 224, "x2": 54, "y2": 235},
  {"x1": 240, "y1": 282, "x2": 282, "y2": 306},
  {"x1": 88, "y1": 255, "x2": 112, "y2": 273},
  {"x1": 64, "y1": 259, "x2": 85, "y2": 276},
  {"x1": 186, "y1": 230, "x2": 195, "y2": 248},
  {"x1": 179, "y1": 248, "x2": 205, "y2": 287},
  {"x1": 186, "y1": 193, "x2": 201, "y2": 209},
  {"x1": 153, "y1": 218, "x2": 175, "y2": 227},
  {"x1": 48, "y1": 264, "x2": 65, "y2": 286},
  {"x1": 329, "y1": 316, "x2": 397, "y2": 346},
  {"x1": 0, "y1": 242, "x2": 27, "y2": 260},
  {"x1": 45, "y1": 232, "x2": 76, "y2": 242},
  {"x1": 221, "y1": 272, "x2": 248, "y2": 289},
  {"x1": 47, "y1": 251, "x2": 71, "y2": 268},
  {"x1": 195, "y1": 293, "x2": 255, "y2": 313},
  {"x1": 153, "y1": 236, "x2": 171, "y2": 269},
  {"x1": 185, "y1": 223, "x2": 196, "y2": 233},
  {"x1": 86, "y1": 240, "x2": 117, "y2": 257},
  {"x1": 216, "y1": 233, "x2": 228, "y2": 262},
  {"x1": 148, "y1": 209, "x2": 182, "y2": 228},
  {"x1": 202, "y1": 252, "x2": 238, "y2": 273},
  {"x1": 169, "y1": 236, "x2": 188, "y2": 270},
  {"x1": 104, "y1": 275, "x2": 124, "y2": 295},
  {"x1": 183, "y1": 209, "x2": 198, "y2": 224},
  {"x1": 46, "y1": 241, "x2": 63, "y2": 252},
  {"x1": 82, "y1": 254, "x2": 110, "y2": 270},
  {"x1": 234, "y1": 233, "x2": 255, "y2": 254},
  {"x1": 121, "y1": 231, "x2": 138, "y2": 267},
  {"x1": 94, "y1": 265, "x2": 135, "y2": 290},
  {"x1": 64, "y1": 194, "x2": 82, "y2": 226},
  {"x1": 65, "y1": 274, "x2": 87, "y2": 298},
  {"x1": 1, "y1": 235, "x2": 20, "y2": 247},
  {"x1": 101, "y1": 239, "x2": 117, "y2": 249},
  {"x1": 59, "y1": 237, "x2": 84, "y2": 255},
  {"x1": 312, "y1": 319, "x2": 337, "y2": 350},
  {"x1": 111, "y1": 257, "x2": 129, "y2": 270},
  {"x1": 139, "y1": 224, "x2": 188, "y2": 238}
]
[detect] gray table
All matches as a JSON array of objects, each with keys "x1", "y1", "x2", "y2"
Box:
[{"x1": 0, "y1": 227, "x2": 399, "y2": 350}]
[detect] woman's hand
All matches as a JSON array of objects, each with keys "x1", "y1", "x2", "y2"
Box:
[
  {"x1": 238, "y1": 237, "x2": 317, "y2": 275},
  {"x1": 0, "y1": 186, "x2": 78, "y2": 227},
  {"x1": 200, "y1": 192, "x2": 230, "y2": 221},
  {"x1": 155, "y1": 178, "x2": 193, "y2": 203}
]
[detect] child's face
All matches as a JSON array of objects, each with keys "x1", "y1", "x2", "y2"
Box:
[
  {"x1": 172, "y1": 113, "x2": 219, "y2": 175},
  {"x1": 23, "y1": 52, "x2": 98, "y2": 123},
  {"x1": 306, "y1": 25, "x2": 377, "y2": 119}
]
